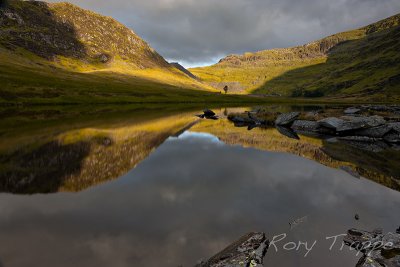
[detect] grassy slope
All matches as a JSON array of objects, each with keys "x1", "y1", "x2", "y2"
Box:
[
  {"x1": 0, "y1": 1, "x2": 235, "y2": 104},
  {"x1": 0, "y1": 47, "x2": 227, "y2": 104},
  {"x1": 191, "y1": 14, "x2": 400, "y2": 101}
]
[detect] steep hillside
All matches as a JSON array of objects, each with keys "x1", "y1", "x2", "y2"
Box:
[
  {"x1": 191, "y1": 14, "x2": 400, "y2": 101},
  {"x1": 0, "y1": 0, "x2": 220, "y2": 104}
]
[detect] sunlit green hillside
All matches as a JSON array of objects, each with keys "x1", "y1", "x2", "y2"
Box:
[{"x1": 191, "y1": 13, "x2": 400, "y2": 101}]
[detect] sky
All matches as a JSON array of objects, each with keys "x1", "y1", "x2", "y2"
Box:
[{"x1": 48, "y1": 0, "x2": 400, "y2": 68}]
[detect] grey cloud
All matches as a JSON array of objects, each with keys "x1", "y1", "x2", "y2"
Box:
[{"x1": 48, "y1": 0, "x2": 400, "y2": 66}]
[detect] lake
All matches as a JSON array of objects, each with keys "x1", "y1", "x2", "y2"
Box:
[{"x1": 0, "y1": 105, "x2": 399, "y2": 267}]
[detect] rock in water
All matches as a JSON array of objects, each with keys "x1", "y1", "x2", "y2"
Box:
[
  {"x1": 344, "y1": 107, "x2": 362, "y2": 114},
  {"x1": 275, "y1": 112, "x2": 300, "y2": 126},
  {"x1": 196, "y1": 232, "x2": 269, "y2": 267},
  {"x1": 318, "y1": 117, "x2": 345, "y2": 130},
  {"x1": 337, "y1": 116, "x2": 386, "y2": 132},
  {"x1": 203, "y1": 109, "x2": 216, "y2": 117},
  {"x1": 291, "y1": 120, "x2": 320, "y2": 132}
]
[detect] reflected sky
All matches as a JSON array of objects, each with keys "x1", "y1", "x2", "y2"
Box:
[{"x1": 0, "y1": 131, "x2": 399, "y2": 267}]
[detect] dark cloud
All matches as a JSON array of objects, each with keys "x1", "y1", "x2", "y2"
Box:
[{"x1": 48, "y1": 0, "x2": 400, "y2": 66}]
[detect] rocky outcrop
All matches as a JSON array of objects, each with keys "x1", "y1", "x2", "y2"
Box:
[
  {"x1": 344, "y1": 228, "x2": 400, "y2": 267},
  {"x1": 227, "y1": 107, "x2": 400, "y2": 153},
  {"x1": 196, "y1": 232, "x2": 269, "y2": 267}
]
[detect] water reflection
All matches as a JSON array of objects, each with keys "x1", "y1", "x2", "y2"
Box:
[
  {"x1": 191, "y1": 115, "x2": 400, "y2": 191},
  {"x1": 1, "y1": 106, "x2": 400, "y2": 195},
  {"x1": 0, "y1": 131, "x2": 399, "y2": 267},
  {"x1": 0, "y1": 112, "x2": 197, "y2": 193}
]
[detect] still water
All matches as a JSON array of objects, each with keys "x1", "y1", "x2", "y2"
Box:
[{"x1": 0, "y1": 106, "x2": 399, "y2": 267}]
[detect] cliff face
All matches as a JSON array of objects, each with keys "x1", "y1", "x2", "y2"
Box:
[{"x1": 0, "y1": 0, "x2": 169, "y2": 69}]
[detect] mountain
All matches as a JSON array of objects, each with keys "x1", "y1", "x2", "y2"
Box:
[
  {"x1": 0, "y1": 0, "x2": 221, "y2": 104},
  {"x1": 191, "y1": 13, "x2": 400, "y2": 101},
  {"x1": 0, "y1": 0, "x2": 168, "y2": 68}
]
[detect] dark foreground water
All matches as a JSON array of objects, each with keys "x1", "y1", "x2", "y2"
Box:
[{"x1": 0, "y1": 106, "x2": 399, "y2": 267}]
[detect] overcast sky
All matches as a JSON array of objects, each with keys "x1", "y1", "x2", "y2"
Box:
[{"x1": 48, "y1": 0, "x2": 400, "y2": 67}]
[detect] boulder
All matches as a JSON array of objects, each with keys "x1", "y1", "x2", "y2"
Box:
[
  {"x1": 203, "y1": 109, "x2": 216, "y2": 117},
  {"x1": 344, "y1": 228, "x2": 400, "y2": 267},
  {"x1": 344, "y1": 107, "x2": 362, "y2": 115},
  {"x1": 291, "y1": 120, "x2": 319, "y2": 132},
  {"x1": 382, "y1": 232, "x2": 400, "y2": 251},
  {"x1": 353, "y1": 124, "x2": 392, "y2": 138},
  {"x1": 337, "y1": 116, "x2": 386, "y2": 132},
  {"x1": 196, "y1": 232, "x2": 269, "y2": 267},
  {"x1": 318, "y1": 117, "x2": 345, "y2": 130},
  {"x1": 356, "y1": 251, "x2": 400, "y2": 267},
  {"x1": 275, "y1": 112, "x2": 300, "y2": 126}
]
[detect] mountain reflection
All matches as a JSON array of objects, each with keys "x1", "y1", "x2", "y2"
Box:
[
  {"x1": 0, "y1": 106, "x2": 399, "y2": 194},
  {"x1": 0, "y1": 113, "x2": 197, "y2": 193},
  {"x1": 191, "y1": 112, "x2": 400, "y2": 192}
]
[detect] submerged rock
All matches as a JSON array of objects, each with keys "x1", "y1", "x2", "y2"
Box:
[
  {"x1": 275, "y1": 112, "x2": 300, "y2": 126},
  {"x1": 196, "y1": 232, "x2": 269, "y2": 267}
]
